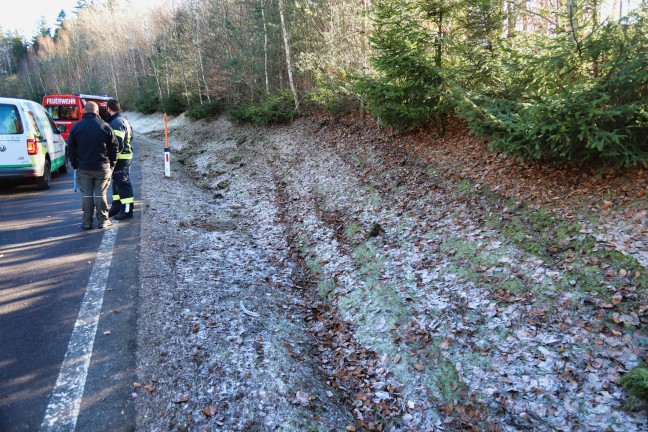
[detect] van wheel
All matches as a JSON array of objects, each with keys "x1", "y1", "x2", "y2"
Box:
[
  {"x1": 36, "y1": 159, "x2": 51, "y2": 190},
  {"x1": 59, "y1": 152, "x2": 69, "y2": 174}
]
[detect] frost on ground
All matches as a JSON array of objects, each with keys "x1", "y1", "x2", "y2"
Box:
[{"x1": 131, "y1": 111, "x2": 648, "y2": 431}]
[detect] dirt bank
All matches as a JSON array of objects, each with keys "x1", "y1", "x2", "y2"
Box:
[{"x1": 131, "y1": 111, "x2": 647, "y2": 431}]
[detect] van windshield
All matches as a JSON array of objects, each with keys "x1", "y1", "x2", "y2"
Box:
[
  {"x1": 0, "y1": 104, "x2": 24, "y2": 134},
  {"x1": 47, "y1": 105, "x2": 79, "y2": 121}
]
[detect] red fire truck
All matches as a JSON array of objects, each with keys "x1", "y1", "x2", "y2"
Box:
[{"x1": 42, "y1": 93, "x2": 112, "y2": 140}]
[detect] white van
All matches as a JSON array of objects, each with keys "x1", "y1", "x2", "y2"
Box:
[{"x1": 0, "y1": 97, "x2": 67, "y2": 189}]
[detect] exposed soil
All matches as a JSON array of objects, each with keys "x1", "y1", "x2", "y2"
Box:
[{"x1": 132, "y1": 111, "x2": 647, "y2": 431}]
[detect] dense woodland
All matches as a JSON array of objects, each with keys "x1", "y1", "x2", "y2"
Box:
[{"x1": 0, "y1": 0, "x2": 646, "y2": 166}]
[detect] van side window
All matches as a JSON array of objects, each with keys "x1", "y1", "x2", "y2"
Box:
[
  {"x1": 0, "y1": 104, "x2": 24, "y2": 134},
  {"x1": 34, "y1": 109, "x2": 53, "y2": 136},
  {"x1": 45, "y1": 112, "x2": 60, "y2": 134},
  {"x1": 26, "y1": 111, "x2": 43, "y2": 140}
]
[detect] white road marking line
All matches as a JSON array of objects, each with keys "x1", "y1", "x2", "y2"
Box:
[{"x1": 40, "y1": 227, "x2": 117, "y2": 432}]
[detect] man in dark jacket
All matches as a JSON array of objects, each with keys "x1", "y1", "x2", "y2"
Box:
[
  {"x1": 106, "y1": 99, "x2": 135, "y2": 220},
  {"x1": 68, "y1": 101, "x2": 118, "y2": 229}
]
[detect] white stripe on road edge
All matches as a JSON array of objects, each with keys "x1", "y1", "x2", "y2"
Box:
[{"x1": 40, "y1": 227, "x2": 117, "y2": 432}]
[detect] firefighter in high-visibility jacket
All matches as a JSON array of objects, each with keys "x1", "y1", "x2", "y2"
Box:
[{"x1": 106, "y1": 99, "x2": 135, "y2": 220}]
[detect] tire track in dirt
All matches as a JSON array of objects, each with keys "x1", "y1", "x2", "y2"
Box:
[{"x1": 135, "y1": 131, "x2": 357, "y2": 431}]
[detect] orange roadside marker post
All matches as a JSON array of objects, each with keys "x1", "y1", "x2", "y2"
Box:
[{"x1": 164, "y1": 113, "x2": 171, "y2": 177}]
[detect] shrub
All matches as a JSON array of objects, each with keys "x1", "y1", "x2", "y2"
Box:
[
  {"x1": 355, "y1": 76, "x2": 445, "y2": 130},
  {"x1": 305, "y1": 86, "x2": 357, "y2": 115},
  {"x1": 227, "y1": 91, "x2": 296, "y2": 125},
  {"x1": 160, "y1": 93, "x2": 187, "y2": 116},
  {"x1": 489, "y1": 89, "x2": 648, "y2": 166},
  {"x1": 301, "y1": 66, "x2": 358, "y2": 115},
  {"x1": 134, "y1": 91, "x2": 159, "y2": 114},
  {"x1": 621, "y1": 367, "x2": 648, "y2": 409},
  {"x1": 186, "y1": 100, "x2": 225, "y2": 120},
  {"x1": 452, "y1": 9, "x2": 648, "y2": 167}
]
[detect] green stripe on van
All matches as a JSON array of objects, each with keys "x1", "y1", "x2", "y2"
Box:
[
  {"x1": 52, "y1": 155, "x2": 65, "y2": 169},
  {"x1": 0, "y1": 164, "x2": 31, "y2": 168}
]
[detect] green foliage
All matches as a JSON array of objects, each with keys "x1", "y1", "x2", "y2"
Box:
[
  {"x1": 134, "y1": 91, "x2": 159, "y2": 114},
  {"x1": 353, "y1": 0, "x2": 448, "y2": 129},
  {"x1": 160, "y1": 92, "x2": 187, "y2": 116},
  {"x1": 6, "y1": 0, "x2": 647, "y2": 168},
  {"x1": 0, "y1": 74, "x2": 27, "y2": 98},
  {"x1": 227, "y1": 91, "x2": 297, "y2": 125},
  {"x1": 304, "y1": 70, "x2": 358, "y2": 115},
  {"x1": 621, "y1": 367, "x2": 648, "y2": 408},
  {"x1": 10, "y1": 34, "x2": 28, "y2": 67},
  {"x1": 453, "y1": 8, "x2": 648, "y2": 167},
  {"x1": 186, "y1": 100, "x2": 225, "y2": 120}
]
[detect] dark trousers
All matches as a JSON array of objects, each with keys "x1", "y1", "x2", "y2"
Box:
[{"x1": 111, "y1": 159, "x2": 134, "y2": 205}]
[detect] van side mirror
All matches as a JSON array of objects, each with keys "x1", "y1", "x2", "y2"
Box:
[{"x1": 58, "y1": 124, "x2": 66, "y2": 133}]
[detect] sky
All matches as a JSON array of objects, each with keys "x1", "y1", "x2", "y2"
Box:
[
  {"x1": 0, "y1": 0, "x2": 163, "y2": 38},
  {"x1": 0, "y1": 0, "x2": 642, "y2": 38},
  {"x1": 0, "y1": 0, "x2": 79, "y2": 37}
]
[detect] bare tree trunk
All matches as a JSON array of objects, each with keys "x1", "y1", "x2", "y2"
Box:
[
  {"x1": 610, "y1": 0, "x2": 619, "y2": 20},
  {"x1": 360, "y1": 0, "x2": 370, "y2": 119},
  {"x1": 196, "y1": 46, "x2": 210, "y2": 102},
  {"x1": 83, "y1": 58, "x2": 94, "y2": 91},
  {"x1": 23, "y1": 61, "x2": 35, "y2": 98},
  {"x1": 521, "y1": 1, "x2": 529, "y2": 32},
  {"x1": 165, "y1": 59, "x2": 170, "y2": 97},
  {"x1": 507, "y1": 1, "x2": 516, "y2": 38},
  {"x1": 35, "y1": 60, "x2": 46, "y2": 95},
  {"x1": 109, "y1": 53, "x2": 119, "y2": 99},
  {"x1": 195, "y1": 65, "x2": 203, "y2": 104},
  {"x1": 150, "y1": 56, "x2": 163, "y2": 100},
  {"x1": 129, "y1": 49, "x2": 140, "y2": 96},
  {"x1": 76, "y1": 59, "x2": 84, "y2": 93},
  {"x1": 278, "y1": 0, "x2": 299, "y2": 111},
  {"x1": 181, "y1": 64, "x2": 190, "y2": 107},
  {"x1": 261, "y1": 0, "x2": 270, "y2": 94},
  {"x1": 592, "y1": 0, "x2": 600, "y2": 25},
  {"x1": 5, "y1": 50, "x2": 13, "y2": 74},
  {"x1": 592, "y1": 0, "x2": 601, "y2": 77},
  {"x1": 567, "y1": 0, "x2": 584, "y2": 57},
  {"x1": 137, "y1": 47, "x2": 148, "y2": 76}
]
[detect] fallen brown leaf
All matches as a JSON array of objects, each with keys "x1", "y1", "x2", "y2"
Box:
[
  {"x1": 172, "y1": 395, "x2": 189, "y2": 403},
  {"x1": 438, "y1": 402, "x2": 454, "y2": 416},
  {"x1": 201, "y1": 405, "x2": 217, "y2": 417}
]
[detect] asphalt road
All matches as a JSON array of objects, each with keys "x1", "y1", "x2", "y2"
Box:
[{"x1": 0, "y1": 158, "x2": 140, "y2": 431}]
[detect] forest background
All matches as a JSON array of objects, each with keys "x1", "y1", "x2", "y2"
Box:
[{"x1": 0, "y1": 0, "x2": 646, "y2": 167}]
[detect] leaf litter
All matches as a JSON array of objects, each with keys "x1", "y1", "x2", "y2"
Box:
[{"x1": 131, "y1": 112, "x2": 647, "y2": 431}]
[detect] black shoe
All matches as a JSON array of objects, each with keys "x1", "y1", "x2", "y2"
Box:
[
  {"x1": 108, "y1": 201, "x2": 121, "y2": 217},
  {"x1": 113, "y1": 211, "x2": 133, "y2": 221},
  {"x1": 82, "y1": 223, "x2": 92, "y2": 230},
  {"x1": 113, "y1": 203, "x2": 134, "y2": 221}
]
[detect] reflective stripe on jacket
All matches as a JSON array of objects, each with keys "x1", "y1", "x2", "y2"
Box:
[{"x1": 108, "y1": 111, "x2": 133, "y2": 160}]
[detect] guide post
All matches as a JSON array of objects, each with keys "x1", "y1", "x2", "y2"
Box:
[{"x1": 164, "y1": 113, "x2": 170, "y2": 177}]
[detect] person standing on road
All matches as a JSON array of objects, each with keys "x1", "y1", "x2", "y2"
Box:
[
  {"x1": 67, "y1": 101, "x2": 118, "y2": 229},
  {"x1": 106, "y1": 99, "x2": 135, "y2": 220}
]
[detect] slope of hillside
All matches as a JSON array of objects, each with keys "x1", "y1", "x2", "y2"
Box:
[{"x1": 131, "y1": 111, "x2": 647, "y2": 431}]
